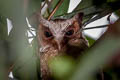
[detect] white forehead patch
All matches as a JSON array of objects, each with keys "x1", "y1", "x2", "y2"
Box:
[{"x1": 48, "y1": 19, "x2": 75, "y2": 37}]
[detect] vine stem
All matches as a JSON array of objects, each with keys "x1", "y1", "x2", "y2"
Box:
[
  {"x1": 48, "y1": 0, "x2": 64, "y2": 20},
  {"x1": 82, "y1": 25, "x2": 109, "y2": 30}
]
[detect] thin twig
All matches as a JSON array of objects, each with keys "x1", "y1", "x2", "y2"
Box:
[
  {"x1": 82, "y1": 25, "x2": 109, "y2": 30},
  {"x1": 48, "y1": 0, "x2": 64, "y2": 20},
  {"x1": 8, "y1": 63, "x2": 15, "y2": 74}
]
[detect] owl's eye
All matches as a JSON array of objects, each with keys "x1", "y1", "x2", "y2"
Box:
[
  {"x1": 44, "y1": 31, "x2": 53, "y2": 38},
  {"x1": 65, "y1": 29, "x2": 74, "y2": 37}
]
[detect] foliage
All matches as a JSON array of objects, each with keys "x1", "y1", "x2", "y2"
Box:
[{"x1": 0, "y1": 0, "x2": 120, "y2": 80}]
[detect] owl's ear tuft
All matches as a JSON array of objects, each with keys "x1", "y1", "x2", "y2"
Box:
[
  {"x1": 78, "y1": 13, "x2": 84, "y2": 21},
  {"x1": 76, "y1": 12, "x2": 84, "y2": 23}
]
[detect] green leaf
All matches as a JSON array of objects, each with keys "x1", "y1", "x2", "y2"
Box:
[
  {"x1": 53, "y1": 0, "x2": 120, "y2": 25},
  {"x1": 86, "y1": 36, "x2": 96, "y2": 47},
  {"x1": 49, "y1": 0, "x2": 70, "y2": 18},
  {"x1": 74, "y1": 0, "x2": 94, "y2": 11}
]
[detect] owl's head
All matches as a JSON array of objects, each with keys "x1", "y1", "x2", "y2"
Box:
[
  {"x1": 37, "y1": 13, "x2": 88, "y2": 79},
  {"x1": 38, "y1": 13, "x2": 88, "y2": 55}
]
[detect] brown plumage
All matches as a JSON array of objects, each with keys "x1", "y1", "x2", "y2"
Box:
[{"x1": 37, "y1": 13, "x2": 89, "y2": 80}]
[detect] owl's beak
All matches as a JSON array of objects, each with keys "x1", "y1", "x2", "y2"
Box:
[
  {"x1": 56, "y1": 41, "x2": 62, "y2": 51},
  {"x1": 58, "y1": 44, "x2": 62, "y2": 51},
  {"x1": 55, "y1": 39, "x2": 63, "y2": 51}
]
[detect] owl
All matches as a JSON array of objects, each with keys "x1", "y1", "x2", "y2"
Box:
[{"x1": 37, "y1": 13, "x2": 89, "y2": 80}]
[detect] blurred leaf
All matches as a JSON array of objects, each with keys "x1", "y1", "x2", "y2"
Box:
[
  {"x1": 0, "y1": 16, "x2": 8, "y2": 40},
  {"x1": 27, "y1": 0, "x2": 42, "y2": 17},
  {"x1": 49, "y1": 56, "x2": 75, "y2": 80},
  {"x1": 12, "y1": 38, "x2": 39, "y2": 80},
  {"x1": 0, "y1": 41, "x2": 8, "y2": 80},
  {"x1": 0, "y1": 0, "x2": 24, "y2": 20},
  {"x1": 13, "y1": 55, "x2": 39, "y2": 80},
  {"x1": 0, "y1": 0, "x2": 40, "y2": 79},
  {"x1": 70, "y1": 37, "x2": 120, "y2": 80},
  {"x1": 49, "y1": 0, "x2": 70, "y2": 18},
  {"x1": 1, "y1": 1, "x2": 41, "y2": 80}
]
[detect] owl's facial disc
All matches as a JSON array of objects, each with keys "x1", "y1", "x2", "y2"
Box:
[
  {"x1": 41, "y1": 21, "x2": 80, "y2": 53},
  {"x1": 38, "y1": 13, "x2": 84, "y2": 53}
]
